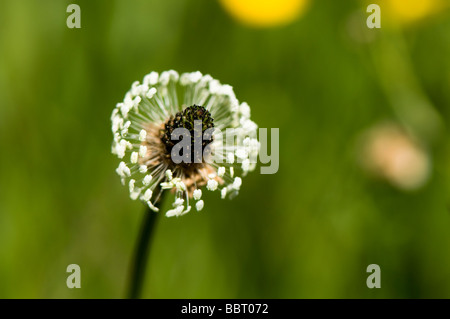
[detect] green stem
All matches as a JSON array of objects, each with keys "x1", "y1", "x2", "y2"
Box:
[{"x1": 127, "y1": 198, "x2": 164, "y2": 299}]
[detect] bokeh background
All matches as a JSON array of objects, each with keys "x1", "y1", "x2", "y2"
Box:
[{"x1": 1, "y1": 0, "x2": 450, "y2": 298}]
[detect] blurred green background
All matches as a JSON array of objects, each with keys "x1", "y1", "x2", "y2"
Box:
[{"x1": 1, "y1": 0, "x2": 450, "y2": 298}]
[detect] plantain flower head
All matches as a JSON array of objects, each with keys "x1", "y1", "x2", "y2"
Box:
[{"x1": 111, "y1": 71, "x2": 259, "y2": 217}]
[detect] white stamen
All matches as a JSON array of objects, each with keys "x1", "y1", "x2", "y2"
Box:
[
  {"x1": 115, "y1": 143, "x2": 126, "y2": 159},
  {"x1": 147, "y1": 200, "x2": 159, "y2": 212},
  {"x1": 217, "y1": 167, "x2": 225, "y2": 177},
  {"x1": 131, "y1": 152, "x2": 138, "y2": 164},
  {"x1": 235, "y1": 149, "x2": 248, "y2": 160},
  {"x1": 143, "y1": 174, "x2": 153, "y2": 186},
  {"x1": 123, "y1": 165, "x2": 131, "y2": 177},
  {"x1": 209, "y1": 80, "x2": 221, "y2": 94},
  {"x1": 129, "y1": 179, "x2": 135, "y2": 193},
  {"x1": 242, "y1": 159, "x2": 250, "y2": 172},
  {"x1": 166, "y1": 205, "x2": 184, "y2": 217},
  {"x1": 143, "y1": 189, "x2": 153, "y2": 201},
  {"x1": 173, "y1": 198, "x2": 184, "y2": 207},
  {"x1": 221, "y1": 188, "x2": 227, "y2": 199},
  {"x1": 132, "y1": 96, "x2": 141, "y2": 108},
  {"x1": 116, "y1": 162, "x2": 127, "y2": 177},
  {"x1": 227, "y1": 152, "x2": 235, "y2": 164},
  {"x1": 233, "y1": 177, "x2": 242, "y2": 190},
  {"x1": 207, "y1": 179, "x2": 218, "y2": 191},
  {"x1": 181, "y1": 206, "x2": 191, "y2": 215},
  {"x1": 175, "y1": 180, "x2": 186, "y2": 191},
  {"x1": 139, "y1": 165, "x2": 148, "y2": 174},
  {"x1": 242, "y1": 119, "x2": 258, "y2": 134},
  {"x1": 139, "y1": 129, "x2": 147, "y2": 141},
  {"x1": 220, "y1": 84, "x2": 236, "y2": 99},
  {"x1": 120, "y1": 103, "x2": 131, "y2": 118},
  {"x1": 196, "y1": 200, "x2": 204, "y2": 211},
  {"x1": 189, "y1": 71, "x2": 202, "y2": 83},
  {"x1": 143, "y1": 72, "x2": 159, "y2": 86},
  {"x1": 165, "y1": 169, "x2": 173, "y2": 181},
  {"x1": 112, "y1": 116, "x2": 123, "y2": 133},
  {"x1": 146, "y1": 87, "x2": 157, "y2": 99},
  {"x1": 159, "y1": 71, "x2": 170, "y2": 85},
  {"x1": 139, "y1": 145, "x2": 147, "y2": 157},
  {"x1": 193, "y1": 189, "x2": 202, "y2": 200},
  {"x1": 168, "y1": 70, "x2": 179, "y2": 81},
  {"x1": 240, "y1": 102, "x2": 251, "y2": 118},
  {"x1": 122, "y1": 120, "x2": 131, "y2": 134},
  {"x1": 130, "y1": 188, "x2": 141, "y2": 200},
  {"x1": 160, "y1": 182, "x2": 174, "y2": 189},
  {"x1": 116, "y1": 162, "x2": 131, "y2": 177},
  {"x1": 131, "y1": 81, "x2": 140, "y2": 96}
]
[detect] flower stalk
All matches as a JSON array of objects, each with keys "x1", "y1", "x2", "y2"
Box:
[{"x1": 127, "y1": 195, "x2": 164, "y2": 299}]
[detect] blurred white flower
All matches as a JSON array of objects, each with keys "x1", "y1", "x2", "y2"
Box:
[{"x1": 358, "y1": 123, "x2": 431, "y2": 190}]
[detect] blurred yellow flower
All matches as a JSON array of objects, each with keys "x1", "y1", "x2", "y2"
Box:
[
  {"x1": 219, "y1": 0, "x2": 309, "y2": 28},
  {"x1": 383, "y1": 0, "x2": 447, "y2": 25}
]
